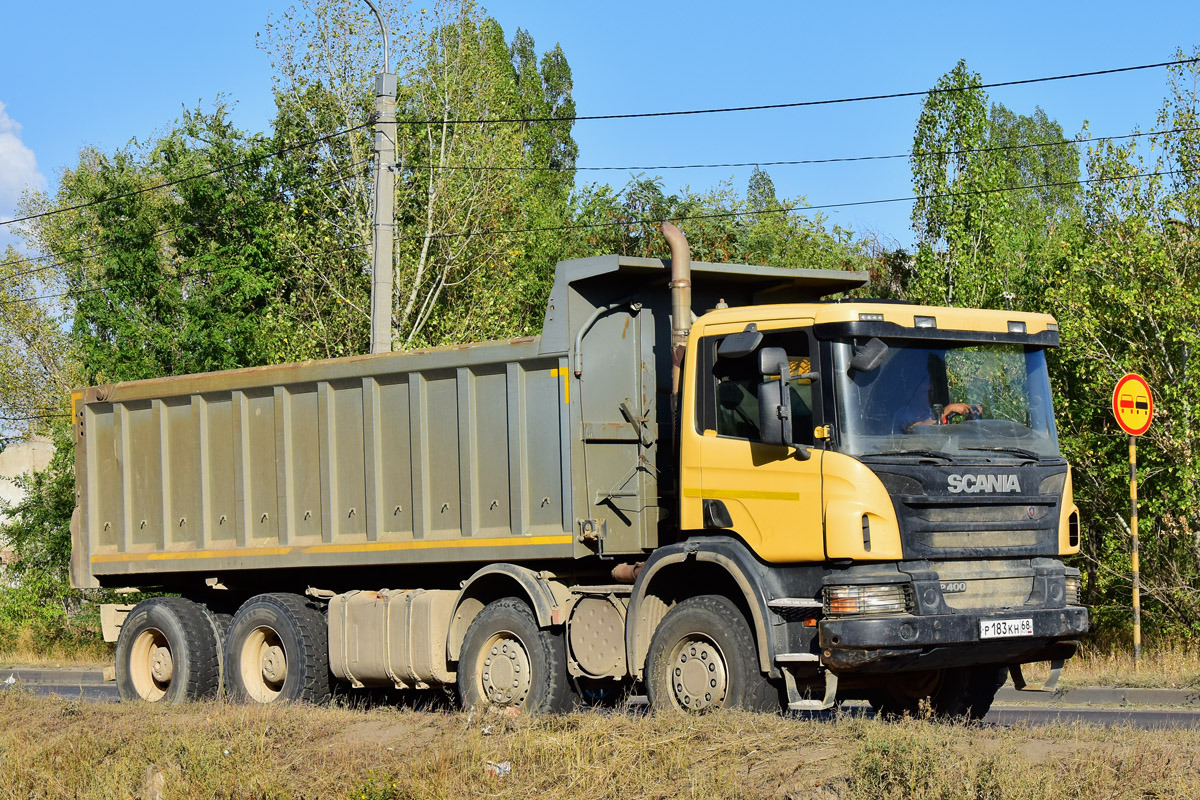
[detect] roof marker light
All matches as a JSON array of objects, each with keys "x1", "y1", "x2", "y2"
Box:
[{"x1": 859, "y1": 312, "x2": 885, "y2": 322}]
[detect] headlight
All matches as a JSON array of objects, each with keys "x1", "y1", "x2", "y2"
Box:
[
  {"x1": 1064, "y1": 574, "x2": 1081, "y2": 605},
  {"x1": 824, "y1": 584, "x2": 912, "y2": 615}
]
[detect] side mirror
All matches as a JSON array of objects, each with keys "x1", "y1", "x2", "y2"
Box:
[
  {"x1": 849, "y1": 337, "x2": 888, "y2": 373},
  {"x1": 717, "y1": 323, "x2": 763, "y2": 359},
  {"x1": 757, "y1": 347, "x2": 792, "y2": 447}
]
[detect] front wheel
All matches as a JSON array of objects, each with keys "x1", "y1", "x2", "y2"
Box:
[
  {"x1": 645, "y1": 595, "x2": 781, "y2": 713},
  {"x1": 223, "y1": 593, "x2": 331, "y2": 704},
  {"x1": 115, "y1": 597, "x2": 221, "y2": 703},
  {"x1": 456, "y1": 597, "x2": 574, "y2": 713}
]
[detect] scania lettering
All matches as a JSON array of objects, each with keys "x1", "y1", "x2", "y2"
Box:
[
  {"x1": 947, "y1": 474, "x2": 1022, "y2": 494},
  {"x1": 73, "y1": 224, "x2": 1087, "y2": 719}
]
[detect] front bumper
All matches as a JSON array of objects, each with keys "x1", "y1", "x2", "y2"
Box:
[{"x1": 818, "y1": 605, "x2": 1088, "y2": 673}]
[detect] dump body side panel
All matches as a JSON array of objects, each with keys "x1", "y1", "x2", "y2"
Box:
[{"x1": 76, "y1": 338, "x2": 576, "y2": 585}]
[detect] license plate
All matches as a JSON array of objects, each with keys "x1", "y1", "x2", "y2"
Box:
[{"x1": 980, "y1": 617, "x2": 1033, "y2": 639}]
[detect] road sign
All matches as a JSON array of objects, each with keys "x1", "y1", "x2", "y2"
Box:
[{"x1": 1112, "y1": 373, "x2": 1153, "y2": 436}]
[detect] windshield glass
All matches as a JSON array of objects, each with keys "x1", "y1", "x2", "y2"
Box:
[{"x1": 833, "y1": 340, "x2": 1060, "y2": 460}]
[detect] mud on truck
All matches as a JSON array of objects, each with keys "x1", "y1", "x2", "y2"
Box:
[{"x1": 72, "y1": 224, "x2": 1087, "y2": 717}]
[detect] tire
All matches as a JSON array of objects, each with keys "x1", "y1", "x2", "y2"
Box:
[
  {"x1": 868, "y1": 665, "x2": 1006, "y2": 720},
  {"x1": 456, "y1": 597, "x2": 574, "y2": 714},
  {"x1": 200, "y1": 609, "x2": 234, "y2": 694},
  {"x1": 115, "y1": 597, "x2": 221, "y2": 703},
  {"x1": 645, "y1": 595, "x2": 781, "y2": 713},
  {"x1": 223, "y1": 593, "x2": 332, "y2": 704}
]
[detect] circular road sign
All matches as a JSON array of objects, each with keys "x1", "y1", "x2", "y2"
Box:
[{"x1": 1112, "y1": 373, "x2": 1154, "y2": 436}]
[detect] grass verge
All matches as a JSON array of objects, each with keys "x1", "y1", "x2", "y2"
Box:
[{"x1": 1, "y1": 691, "x2": 1199, "y2": 799}]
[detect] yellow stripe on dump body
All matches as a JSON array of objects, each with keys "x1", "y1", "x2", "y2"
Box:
[{"x1": 91, "y1": 535, "x2": 574, "y2": 564}]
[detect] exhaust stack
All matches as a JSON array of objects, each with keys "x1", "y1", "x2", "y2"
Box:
[{"x1": 661, "y1": 221, "x2": 692, "y2": 399}]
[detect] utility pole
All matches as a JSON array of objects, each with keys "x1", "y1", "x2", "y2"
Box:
[{"x1": 365, "y1": 0, "x2": 396, "y2": 355}]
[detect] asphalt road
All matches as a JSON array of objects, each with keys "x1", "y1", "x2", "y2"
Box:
[{"x1": 5, "y1": 668, "x2": 1200, "y2": 729}]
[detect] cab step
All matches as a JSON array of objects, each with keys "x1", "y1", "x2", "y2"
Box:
[{"x1": 781, "y1": 666, "x2": 838, "y2": 711}]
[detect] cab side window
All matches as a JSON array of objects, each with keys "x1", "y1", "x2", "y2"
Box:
[{"x1": 709, "y1": 330, "x2": 814, "y2": 445}]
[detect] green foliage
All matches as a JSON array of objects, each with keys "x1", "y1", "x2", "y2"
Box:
[
  {"x1": 908, "y1": 59, "x2": 1081, "y2": 311},
  {"x1": 906, "y1": 50, "x2": 1200, "y2": 640},
  {"x1": 566, "y1": 170, "x2": 870, "y2": 272},
  {"x1": 1046, "y1": 51, "x2": 1200, "y2": 638},
  {"x1": 1, "y1": 426, "x2": 75, "y2": 581},
  {"x1": 0, "y1": 425, "x2": 107, "y2": 655}
]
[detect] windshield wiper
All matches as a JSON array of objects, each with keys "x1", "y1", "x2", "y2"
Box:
[
  {"x1": 959, "y1": 445, "x2": 1041, "y2": 461},
  {"x1": 864, "y1": 449, "x2": 952, "y2": 463}
]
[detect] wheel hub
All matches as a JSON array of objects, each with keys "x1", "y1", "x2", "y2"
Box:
[
  {"x1": 480, "y1": 635, "x2": 532, "y2": 706},
  {"x1": 260, "y1": 645, "x2": 286, "y2": 684},
  {"x1": 149, "y1": 646, "x2": 174, "y2": 683},
  {"x1": 671, "y1": 638, "x2": 727, "y2": 711}
]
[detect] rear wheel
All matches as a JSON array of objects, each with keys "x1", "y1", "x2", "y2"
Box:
[
  {"x1": 457, "y1": 597, "x2": 574, "y2": 713},
  {"x1": 645, "y1": 595, "x2": 781, "y2": 713},
  {"x1": 115, "y1": 597, "x2": 221, "y2": 703},
  {"x1": 868, "y1": 665, "x2": 1006, "y2": 720},
  {"x1": 223, "y1": 593, "x2": 331, "y2": 704}
]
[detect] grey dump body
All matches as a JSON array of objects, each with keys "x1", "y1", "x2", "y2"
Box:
[{"x1": 71, "y1": 256, "x2": 865, "y2": 590}]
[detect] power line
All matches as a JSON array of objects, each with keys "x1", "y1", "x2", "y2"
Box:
[
  {"x1": 2, "y1": 159, "x2": 374, "y2": 282},
  {"x1": 420, "y1": 57, "x2": 1200, "y2": 125},
  {"x1": 4, "y1": 57, "x2": 1195, "y2": 231},
  {"x1": 3, "y1": 159, "x2": 1195, "y2": 308},
  {"x1": 0, "y1": 123, "x2": 373, "y2": 229},
  {"x1": 401, "y1": 164, "x2": 1200, "y2": 243},
  {"x1": 0, "y1": 242, "x2": 371, "y2": 307},
  {"x1": 415, "y1": 125, "x2": 1200, "y2": 174}
]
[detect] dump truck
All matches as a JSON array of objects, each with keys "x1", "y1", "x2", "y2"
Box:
[{"x1": 72, "y1": 224, "x2": 1087, "y2": 716}]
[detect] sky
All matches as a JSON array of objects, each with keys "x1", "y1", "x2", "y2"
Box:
[{"x1": 1, "y1": 0, "x2": 1197, "y2": 254}]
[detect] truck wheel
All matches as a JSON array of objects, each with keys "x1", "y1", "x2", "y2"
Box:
[
  {"x1": 645, "y1": 595, "x2": 780, "y2": 713},
  {"x1": 223, "y1": 593, "x2": 331, "y2": 704},
  {"x1": 115, "y1": 597, "x2": 221, "y2": 703},
  {"x1": 869, "y1": 665, "x2": 1006, "y2": 720},
  {"x1": 457, "y1": 597, "x2": 573, "y2": 714}
]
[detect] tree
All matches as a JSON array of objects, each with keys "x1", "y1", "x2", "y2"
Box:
[
  {"x1": 565, "y1": 170, "x2": 870, "y2": 274},
  {"x1": 1046, "y1": 51, "x2": 1200, "y2": 639},
  {"x1": 908, "y1": 60, "x2": 1081, "y2": 310},
  {"x1": 261, "y1": 0, "x2": 578, "y2": 350},
  {"x1": 0, "y1": 247, "x2": 78, "y2": 440}
]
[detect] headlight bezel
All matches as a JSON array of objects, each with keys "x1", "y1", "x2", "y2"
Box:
[
  {"x1": 823, "y1": 583, "x2": 913, "y2": 616},
  {"x1": 1064, "y1": 573, "x2": 1081, "y2": 606}
]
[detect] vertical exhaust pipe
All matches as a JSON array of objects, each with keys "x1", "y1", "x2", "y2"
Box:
[{"x1": 661, "y1": 221, "x2": 692, "y2": 400}]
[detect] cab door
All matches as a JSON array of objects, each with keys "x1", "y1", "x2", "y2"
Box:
[{"x1": 693, "y1": 325, "x2": 826, "y2": 563}]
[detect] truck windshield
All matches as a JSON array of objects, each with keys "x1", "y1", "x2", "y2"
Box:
[{"x1": 833, "y1": 340, "x2": 1060, "y2": 460}]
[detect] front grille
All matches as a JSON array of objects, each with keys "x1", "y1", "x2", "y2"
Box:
[
  {"x1": 874, "y1": 465, "x2": 1068, "y2": 559},
  {"x1": 936, "y1": 561, "x2": 1035, "y2": 610}
]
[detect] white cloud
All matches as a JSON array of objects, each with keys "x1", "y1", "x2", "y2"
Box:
[{"x1": 0, "y1": 102, "x2": 46, "y2": 215}]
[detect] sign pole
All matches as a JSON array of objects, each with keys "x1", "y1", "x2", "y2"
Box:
[
  {"x1": 1112, "y1": 372, "x2": 1153, "y2": 672},
  {"x1": 1130, "y1": 434, "x2": 1140, "y2": 670}
]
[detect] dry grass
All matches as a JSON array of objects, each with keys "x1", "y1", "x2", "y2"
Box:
[
  {"x1": 1, "y1": 692, "x2": 1199, "y2": 799},
  {"x1": 1021, "y1": 642, "x2": 1200, "y2": 689},
  {"x1": 0, "y1": 627, "x2": 112, "y2": 669}
]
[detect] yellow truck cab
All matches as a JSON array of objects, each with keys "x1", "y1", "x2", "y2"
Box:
[{"x1": 664, "y1": 298, "x2": 1085, "y2": 713}]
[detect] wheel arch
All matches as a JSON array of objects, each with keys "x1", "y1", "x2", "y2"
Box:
[
  {"x1": 626, "y1": 537, "x2": 776, "y2": 681},
  {"x1": 447, "y1": 564, "x2": 569, "y2": 662}
]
